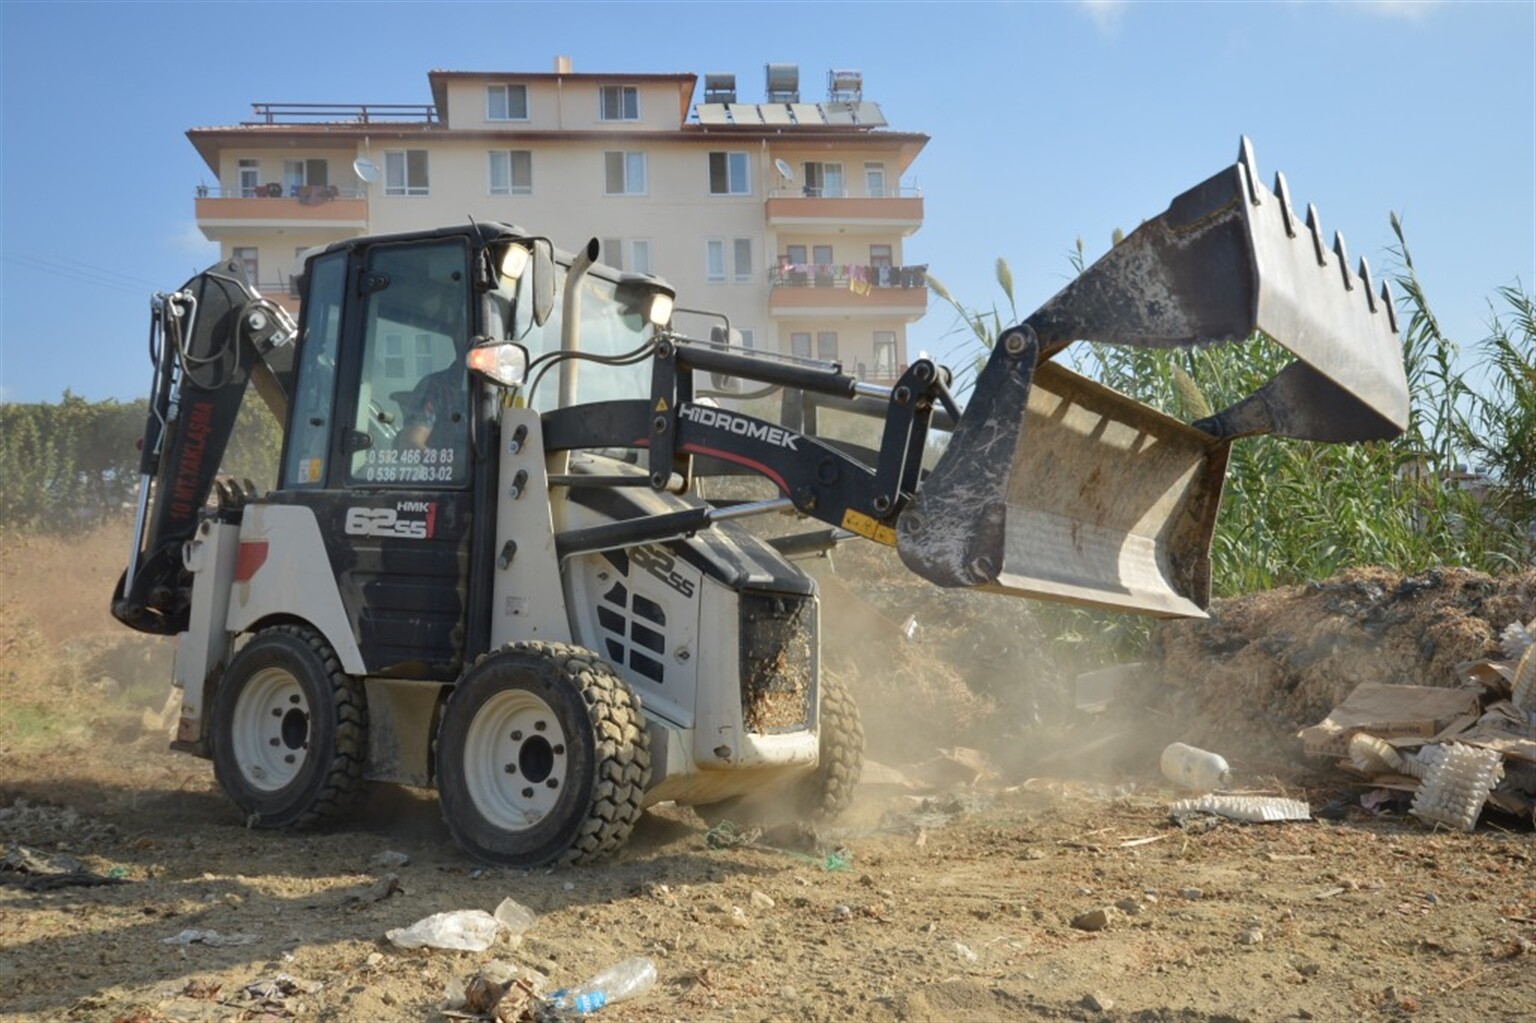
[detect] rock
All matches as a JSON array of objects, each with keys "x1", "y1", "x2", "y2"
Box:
[
  {"x1": 1114, "y1": 898, "x2": 1142, "y2": 916},
  {"x1": 368, "y1": 850, "x2": 410, "y2": 869},
  {"x1": 749, "y1": 890, "x2": 775, "y2": 910},
  {"x1": 1180, "y1": 887, "x2": 1204, "y2": 901},
  {"x1": 1071, "y1": 909, "x2": 1111, "y2": 932},
  {"x1": 1239, "y1": 926, "x2": 1264, "y2": 946},
  {"x1": 832, "y1": 904, "x2": 853, "y2": 921},
  {"x1": 1082, "y1": 992, "x2": 1115, "y2": 1012}
]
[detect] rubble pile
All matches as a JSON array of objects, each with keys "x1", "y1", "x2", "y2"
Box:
[{"x1": 1300, "y1": 614, "x2": 1536, "y2": 830}]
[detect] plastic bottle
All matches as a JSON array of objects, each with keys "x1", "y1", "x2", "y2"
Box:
[
  {"x1": 551, "y1": 956, "x2": 657, "y2": 1015},
  {"x1": 1160, "y1": 742, "x2": 1231, "y2": 791}
]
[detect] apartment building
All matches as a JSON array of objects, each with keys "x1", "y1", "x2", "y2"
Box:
[{"x1": 188, "y1": 60, "x2": 929, "y2": 382}]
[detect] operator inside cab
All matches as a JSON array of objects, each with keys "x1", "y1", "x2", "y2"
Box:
[{"x1": 395, "y1": 339, "x2": 469, "y2": 454}]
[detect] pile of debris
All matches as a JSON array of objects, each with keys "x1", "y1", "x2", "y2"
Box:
[{"x1": 1300, "y1": 614, "x2": 1536, "y2": 830}]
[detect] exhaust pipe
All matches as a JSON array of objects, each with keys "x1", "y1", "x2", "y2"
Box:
[{"x1": 558, "y1": 238, "x2": 601, "y2": 409}]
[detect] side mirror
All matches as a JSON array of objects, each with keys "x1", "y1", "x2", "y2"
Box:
[
  {"x1": 531, "y1": 239, "x2": 555, "y2": 327},
  {"x1": 467, "y1": 341, "x2": 530, "y2": 388}
]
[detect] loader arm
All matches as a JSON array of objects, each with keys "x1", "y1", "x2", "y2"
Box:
[{"x1": 112, "y1": 262, "x2": 295, "y2": 635}]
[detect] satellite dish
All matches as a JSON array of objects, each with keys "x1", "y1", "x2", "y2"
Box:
[
  {"x1": 774, "y1": 158, "x2": 794, "y2": 182},
  {"x1": 353, "y1": 156, "x2": 380, "y2": 183}
]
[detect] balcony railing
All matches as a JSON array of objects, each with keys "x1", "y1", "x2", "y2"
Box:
[
  {"x1": 196, "y1": 184, "x2": 367, "y2": 202},
  {"x1": 767, "y1": 183, "x2": 922, "y2": 199},
  {"x1": 769, "y1": 263, "x2": 928, "y2": 290},
  {"x1": 244, "y1": 102, "x2": 439, "y2": 125}
]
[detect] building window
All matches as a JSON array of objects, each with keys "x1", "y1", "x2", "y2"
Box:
[
  {"x1": 384, "y1": 150, "x2": 429, "y2": 196},
  {"x1": 708, "y1": 151, "x2": 750, "y2": 195},
  {"x1": 232, "y1": 247, "x2": 258, "y2": 287},
  {"x1": 604, "y1": 151, "x2": 646, "y2": 195},
  {"x1": 732, "y1": 238, "x2": 753, "y2": 283},
  {"x1": 705, "y1": 239, "x2": 725, "y2": 282},
  {"x1": 812, "y1": 244, "x2": 833, "y2": 266},
  {"x1": 602, "y1": 238, "x2": 624, "y2": 270},
  {"x1": 817, "y1": 332, "x2": 839, "y2": 361},
  {"x1": 786, "y1": 244, "x2": 807, "y2": 265},
  {"x1": 869, "y1": 244, "x2": 893, "y2": 268},
  {"x1": 487, "y1": 83, "x2": 528, "y2": 121},
  {"x1": 238, "y1": 159, "x2": 260, "y2": 197},
  {"x1": 865, "y1": 162, "x2": 887, "y2": 198},
  {"x1": 600, "y1": 85, "x2": 639, "y2": 121},
  {"x1": 383, "y1": 334, "x2": 405, "y2": 379},
  {"x1": 790, "y1": 332, "x2": 812, "y2": 358},
  {"x1": 630, "y1": 239, "x2": 652, "y2": 275},
  {"x1": 802, "y1": 162, "x2": 844, "y2": 198},
  {"x1": 282, "y1": 158, "x2": 329, "y2": 192},
  {"x1": 873, "y1": 331, "x2": 897, "y2": 380},
  {"x1": 489, "y1": 150, "x2": 532, "y2": 195}
]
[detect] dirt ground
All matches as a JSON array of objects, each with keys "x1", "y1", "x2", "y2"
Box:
[{"x1": 3, "y1": 525, "x2": 1534, "y2": 1023}]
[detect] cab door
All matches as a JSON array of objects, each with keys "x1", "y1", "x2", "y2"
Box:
[{"x1": 276, "y1": 239, "x2": 475, "y2": 679}]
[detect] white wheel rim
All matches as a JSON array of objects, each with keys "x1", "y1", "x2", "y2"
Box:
[
  {"x1": 464, "y1": 689, "x2": 570, "y2": 832},
  {"x1": 231, "y1": 666, "x2": 311, "y2": 792}
]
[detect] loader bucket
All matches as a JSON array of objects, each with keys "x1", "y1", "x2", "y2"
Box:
[{"x1": 897, "y1": 139, "x2": 1407, "y2": 617}]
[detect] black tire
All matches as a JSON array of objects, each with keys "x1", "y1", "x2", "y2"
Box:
[
  {"x1": 210, "y1": 625, "x2": 368, "y2": 828},
  {"x1": 797, "y1": 669, "x2": 864, "y2": 820},
  {"x1": 435, "y1": 641, "x2": 651, "y2": 867}
]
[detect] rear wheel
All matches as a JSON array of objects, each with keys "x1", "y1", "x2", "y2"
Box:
[
  {"x1": 436, "y1": 642, "x2": 650, "y2": 867},
  {"x1": 211, "y1": 625, "x2": 368, "y2": 828}
]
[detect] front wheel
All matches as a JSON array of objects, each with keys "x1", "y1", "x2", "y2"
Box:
[
  {"x1": 210, "y1": 625, "x2": 368, "y2": 828},
  {"x1": 435, "y1": 642, "x2": 651, "y2": 867}
]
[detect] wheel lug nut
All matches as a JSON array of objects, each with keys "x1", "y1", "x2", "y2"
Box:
[
  {"x1": 504, "y1": 764, "x2": 517, "y2": 774},
  {"x1": 521, "y1": 788, "x2": 534, "y2": 799},
  {"x1": 289, "y1": 695, "x2": 300, "y2": 704},
  {"x1": 284, "y1": 754, "x2": 295, "y2": 764},
  {"x1": 552, "y1": 744, "x2": 565, "y2": 755},
  {"x1": 271, "y1": 708, "x2": 281, "y2": 717},
  {"x1": 535, "y1": 721, "x2": 546, "y2": 732},
  {"x1": 269, "y1": 738, "x2": 279, "y2": 746},
  {"x1": 510, "y1": 730, "x2": 523, "y2": 741},
  {"x1": 546, "y1": 779, "x2": 558, "y2": 789}
]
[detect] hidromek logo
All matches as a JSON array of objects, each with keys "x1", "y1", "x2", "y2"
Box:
[{"x1": 678, "y1": 404, "x2": 799, "y2": 451}]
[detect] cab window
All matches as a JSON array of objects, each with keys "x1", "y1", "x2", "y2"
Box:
[{"x1": 348, "y1": 240, "x2": 471, "y2": 487}]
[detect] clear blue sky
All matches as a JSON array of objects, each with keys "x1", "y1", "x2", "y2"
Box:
[{"x1": 2, "y1": 0, "x2": 1531, "y2": 404}]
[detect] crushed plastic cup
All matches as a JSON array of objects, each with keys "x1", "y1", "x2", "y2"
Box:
[{"x1": 386, "y1": 910, "x2": 501, "y2": 952}]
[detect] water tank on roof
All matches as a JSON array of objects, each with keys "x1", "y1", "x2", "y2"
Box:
[
  {"x1": 827, "y1": 68, "x2": 862, "y2": 103},
  {"x1": 765, "y1": 63, "x2": 799, "y2": 103},
  {"x1": 704, "y1": 73, "x2": 737, "y2": 104}
]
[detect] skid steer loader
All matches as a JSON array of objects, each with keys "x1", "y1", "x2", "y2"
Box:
[{"x1": 112, "y1": 140, "x2": 1407, "y2": 866}]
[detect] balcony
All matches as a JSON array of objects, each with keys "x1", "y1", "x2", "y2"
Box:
[
  {"x1": 194, "y1": 185, "x2": 368, "y2": 240},
  {"x1": 768, "y1": 263, "x2": 928, "y2": 320},
  {"x1": 765, "y1": 187, "x2": 923, "y2": 236}
]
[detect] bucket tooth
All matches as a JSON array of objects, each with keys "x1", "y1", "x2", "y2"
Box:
[
  {"x1": 1380, "y1": 279, "x2": 1399, "y2": 334},
  {"x1": 1237, "y1": 136, "x2": 1261, "y2": 205},
  {"x1": 1333, "y1": 232, "x2": 1353, "y2": 291},
  {"x1": 1272, "y1": 171, "x2": 1297, "y2": 238},
  {"x1": 1306, "y1": 203, "x2": 1327, "y2": 265},
  {"x1": 1359, "y1": 256, "x2": 1376, "y2": 313}
]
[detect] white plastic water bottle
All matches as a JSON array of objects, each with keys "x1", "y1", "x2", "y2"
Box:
[
  {"x1": 551, "y1": 956, "x2": 657, "y2": 1015},
  {"x1": 1160, "y1": 742, "x2": 1231, "y2": 791}
]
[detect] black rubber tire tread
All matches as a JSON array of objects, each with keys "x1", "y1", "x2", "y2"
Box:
[
  {"x1": 210, "y1": 624, "x2": 368, "y2": 829},
  {"x1": 436, "y1": 641, "x2": 651, "y2": 867},
  {"x1": 797, "y1": 669, "x2": 865, "y2": 820}
]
